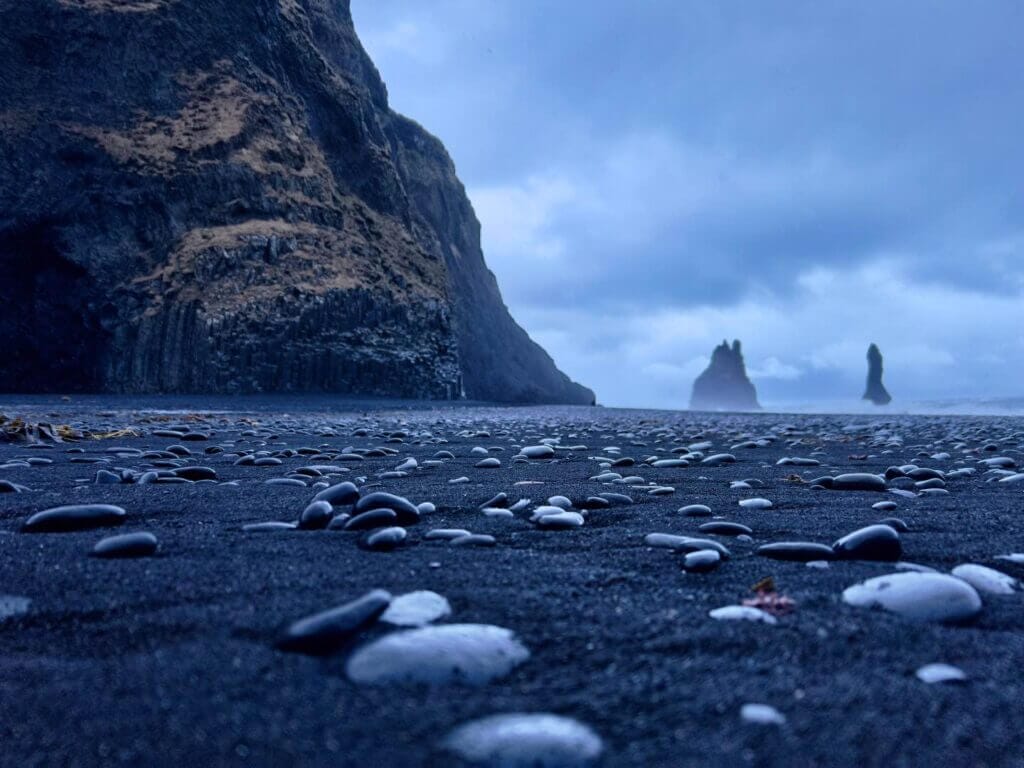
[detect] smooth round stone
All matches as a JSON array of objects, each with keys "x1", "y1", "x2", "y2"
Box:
[
  {"x1": 832, "y1": 473, "x2": 887, "y2": 491},
  {"x1": 877, "y1": 517, "x2": 909, "y2": 533},
  {"x1": 599, "y1": 493, "x2": 633, "y2": 505},
  {"x1": 842, "y1": 572, "x2": 983, "y2": 623},
  {"x1": 417, "y1": 502, "x2": 437, "y2": 515},
  {"x1": 243, "y1": 521, "x2": 297, "y2": 532},
  {"x1": 0, "y1": 480, "x2": 25, "y2": 493},
  {"x1": 426, "y1": 528, "x2": 472, "y2": 541},
  {"x1": 741, "y1": 704, "x2": 786, "y2": 726},
  {"x1": 94, "y1": 469, "x2": 122, "y2": 485},
  {"x1": 648, "y1": 486, "x2": 675, "y2": 496},
  {"x1": 382, "y1": 591, "x2": 452, "y2": 627},
  {"x1": 172, "y1": 466, "x2": 217, "y2": 481},
  {"x1": 536, "y1": 511, "x2": 584, "y2": 530},
  {"x1": 0, "y1": 595, "x2": 32, "y2": 621},
  {"x1": 277, "y1": 589, "x2": 392, "y2": 655},
  {"x1": 354, "y1": 492, "x2": 420, "y2": 525},
  {"x1": 361, "y1": 526, "x2": 407, "y2": 551},
  {"x1": 757, "y1": 542, "x2": 835, "y2": 562},
  {"x1": 92, "y1": 532, "x2": 158, "y2": 558},
  {"x1": 313, "y1": 481, "x2": 360, "y2": 506},
  {"x1": 832, "y1": 525, "x2": 902, "y2": 561},
  {"x1": 872, "y1": 501, "x2": 898, "y2": 512},
  {"x1": 443, "y1": 713, "x2": 603, "y2": 767},
  {"x1": 345, "y1": 508, "x2": 399, "y2": 531},
  {"x1": 521, "y1": 445, "x2": 556, "y2": 459},
  {"x1": 701, "y1": 453, "x2": 736, "y2": 466},
  {"x1": 916, "y1": 663, "x2": 967, "y2": 684},
  {"x1": 709, "y1": 606, "x2": 778, "y2": 625},
  {"x1": 644, "y1": 534, "x2": 730, "y2": 558},
  {"x1": 683, "y1": 549, "x2": 721, "y2": 573},
  {"x1": 680, "y1": 504, "x2": 712, "y2": 517},
  {"x1": 483, "y1": 508, "x2": 514, "y2": 519},
  {"x1": 652, "y1": 459, "x2": 688, "y2": 468},
  {"x1": 23, "y1": 504, "x2": 127, "y2": 533},
  {"x1": 346, "y1": 624, "x2": 530, "y2": 686},
  {"x1": 451, "y1": 534, "x2": 497, "y2": 547},
  {"x1": 699, "y1": 522, "x2": 753, "y2": 536},
  {"x1": 738, "y1": 498, "x2": 772, "y2": 510},
  {"x1": 951, "y1": 564, "x2": 1019, "y2": 595},
  {"x1": 299, "y1": 500, "x2": 334, "y2": 530},
  {"x1": 547, "y1": 496, "x2": 573, "y2": 509},
  {"x1": 475, "y1": 458, "x2": 502, "y2": 469}
]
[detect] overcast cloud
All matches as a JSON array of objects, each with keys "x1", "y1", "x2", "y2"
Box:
[{"x1": 353, "y1": 1, "x2": 1024, "y2": 408}]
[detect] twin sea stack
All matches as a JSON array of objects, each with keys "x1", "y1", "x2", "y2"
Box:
[{"x1": 0, "y1": 0, "x2": 593, "y2": 405}]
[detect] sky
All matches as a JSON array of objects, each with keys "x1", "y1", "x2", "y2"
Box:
[{"x1": 352, "y1": 1, "x2": 1024, "y2": 409}]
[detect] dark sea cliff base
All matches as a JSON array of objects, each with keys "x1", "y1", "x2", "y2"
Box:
[{"x1": 1, "y1": 397, "x2": 1023, "y2": 767}]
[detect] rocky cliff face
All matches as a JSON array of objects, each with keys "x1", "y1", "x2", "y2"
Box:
[
  {"x1": 862, "y1": 343, "x2": 892, "y2": 406},
  {"x1": 689, "y1": 340, "x2": 760, "y2": 411},
  {"x1": 0, "y1": 0, "x2": 593, "y2": 403}
]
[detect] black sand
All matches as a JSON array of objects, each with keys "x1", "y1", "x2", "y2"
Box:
[{"x1": 1, "y1": 398, "x2": 1023, "y2": 767}]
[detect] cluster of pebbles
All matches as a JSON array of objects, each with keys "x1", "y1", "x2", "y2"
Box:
[{"x1": 2, "y1": 403, "x2": 1023, "y2": 765}]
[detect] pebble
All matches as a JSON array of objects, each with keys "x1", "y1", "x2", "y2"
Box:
[
  {"x1": 451, "y1": 533, "x2": 498, "y2": 547},
  {"x1": 23, "y1": 504, "x2": 127, "y2": 533},
  {"x1": 354, "y1": 492, "x2": 420, "y2": 524},
  {"x1": 536, "y1": 511, "x2": 585, "y2": 529},
  {"x1": 426, "y1": 529, "x2": 472, "y2": 541},
  {"x1": 832, "y1": 473, "x2": 887, "y2": 491},
  {"x1": 741, "y1": 704, "x2": 786, "y2": 726},
  {"x1": 277, "y1": 589, "x2": 392, "y2": 655},
  {"x1": 872, "y1": 501, "x2": 898, "y2": 511},
  {"x1": 475, "y1": 458, "x2": 501, "y2": 469},
  {"x1": 951, "y1": 564, "x2": 1019, "y2": 595},
  {"x1": 0, "y1": 595, "x2": 32, "y2": 621},
  {"x1": 701, "y1": 453, "x2": 736, "y2": 466},
  {"x1": 314, "y1": 481, "x2": 360, "y2": 506},
  {"x1": 683, "y1": 549, "x2": 721, "y2": 573},
  {"x1": 680, "y1": 504, "x2": 712, "y2": 517},
  {"x1": 738, "y1": 498, "x2": 772, "y2": 510},
  {"x1": 644, "y1": 534, "x2": 730, "y2": 558},
  {"x1": 360, "y1": 526, "x2": 407, "y2": 551},
  {"x1": 443, "y1": 713, "x2": 603, "y2": 767},
  {"x1": 698, "y1": 522, "x2": 752, "y2": 537},
  {"x1": 243, "y1": 521, "x2": 297, "y2": 532},
  {"x1": 345, "y1": 509, "x2": 399, "y2": 531},
  {"x1": 382, "y1": 591, "x2": 451, "y2": 626},
  {"x1": 521, "y1": 445, "x2": 556, "y2": 459},
  {"x1": 709, "y1": 606, "x2": 778, "y2": 625},
  {"x1": 346, "y1": 624, "x2": 530, "y2": 685},
  {"x1": 298, "y1": 500, "x2": 334, "y2": 529},
  {"x1": 916, "y1": 663, "x2": 968, "y2": 684},
  {"x1": 842, "y1": 572, "x2": 983, "y2": 623},
  {"x1": 91, "y1": 531, "x2": 158, "y2": 558},
  {"x1": 832, "y1": 524, "x2": 902, "y2": 561}
]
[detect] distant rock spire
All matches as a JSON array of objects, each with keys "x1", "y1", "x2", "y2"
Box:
[
  {"x1": 862, "y1": 343, "x2": 892, "y2": 405},
  {"x1": 689, "y1": 339, "x2": 760, "y2": 411}
]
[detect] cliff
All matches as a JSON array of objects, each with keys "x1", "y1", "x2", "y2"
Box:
[
  {"x1": 862, "y1": 343, "x2": 892, "y2": 406},
  {"x1": 0, "y1": 0, "x2": 594, "y2": 404},
  {"x1": 689, "y1": 340, "x2": 760, "y2": 411}
]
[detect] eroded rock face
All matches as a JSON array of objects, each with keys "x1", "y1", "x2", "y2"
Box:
[
  {"x1": 863, "y1": 344, "x2": 892, "y2": 406},
  {"x1": 0, "y1": 0, "x2": 593, "y2": 404},
  {"x1": 689, "y1": 340, "x2": 760, "y2": 411}
]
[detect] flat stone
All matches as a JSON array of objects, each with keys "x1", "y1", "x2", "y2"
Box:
[
  {"x1": 521, "y1": 445, "x2": 556, "y2": 459},
  {"x1": 381, "y1": 591, "x2": 452, "y2": 626},
  {"x1": 314, "y1": 481, "x2": 360, "y2": 506},
  {"x1": 277, "y1": 589, "x2": 391, "y2": 655},
  {"x1": 354, "y1": 492, "x2": 420, "y2": 524},
  {"x1": 738, "y1": 498, "x2": 772, "y2": 510},
  {"x1": 709, "y1": 606, "x2": 778, "y2": 624},
  {"x1": 842, "y1": 572, "x2": 983, "y2": 623},
  {"x1": 298, "y1": 500, "x2": 334, "y2": 530},
  {"x1": 23, "y1": 504, "x2": 127, "y2": 533},
  {"x1": 698, "y1": 522, "x2": 753, "y2": 536},
  {"x1": 443, "y1": 713, "x2": 603, "y2": 767},
  {"x1": 475, "y1": 458, "x2": 501, "y2": 469},
  {"x1": 92, "y1": 532, "x2": 158, "y2": 558},
  {"x1": 536, "y1": 511, "x2": 584, "y2": 529},
  {"x1": 243, "y1": 521, "x2": 297, "y2": 532},
  {"x1": 680, "y1": 504, "x2": 712, "y2": 517},
  {"x1": 832, "y1": 525, "x2": 902, "y2": 561},
  {"x1": 683, "y1": 549, "x2": 721, "y2": 573},
  {"x1": 741, "y1": 703, "x2": 786, "y2": 725},
  {"x1": 832, "y1": 473, "x2": 887, "y2": 491},
  {"x1": 360, "y1": 526, "x2": 407, "y2": 551},
  {"x1": 951, "y1": 564, "x2": 1019, "y2": 595},
  {"x1": 346, "y1": 624, "x2": 529, "y2": 686},
  {"x1": 451, "y1": 534, "x2": 498, "y2": 547},
  {"x1": 916, "y1": 663, "x2": 968, "y2": 684},
  {"x1": 345, "y1": 508, "x2": 399, "y2": 531}
]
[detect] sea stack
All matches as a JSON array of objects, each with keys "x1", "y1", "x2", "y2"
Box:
[
  {"x1": 690, "y1": 340, "x2": 760, "y2": 411},
  {"x1": 862, "y1": 344, "x2": 892, "y2": 405}
]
